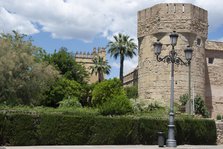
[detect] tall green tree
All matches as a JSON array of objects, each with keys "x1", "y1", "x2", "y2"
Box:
[
  {"x1": 48, "y1": 47, "x2": 89, "y2": 84},
  {"x1": 89, "y1": 56, "x2": 111, "y2": 82},
  {"x1": 0, "y1": 31, "x2": 59, "y2": 105},
  {"x1": 107, "y1": 33, "x2": 137, "y2": 84}
]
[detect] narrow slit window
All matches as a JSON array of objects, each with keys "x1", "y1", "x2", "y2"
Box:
[
  {"x1": 174, "y1": 4, "x2": 176, "y2": 13},
  {"x1": 167, "y1": 4, "x2": 169, "y2": 13},
  {"x1": 208, "y1": 58, "x2": 214, "y2": 64},
  {"x1": 182, "y1": 4, "x2": 185, "y2": 13},
  {"x1": 197, "y1": 38, "x2": 201, "y2": 46}
]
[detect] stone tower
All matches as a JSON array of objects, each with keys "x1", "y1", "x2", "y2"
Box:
[
  {"x1": 75, "y1": 47, "x2": 106, "y2": 84},
  {"x1": 137, "y1": 3, "x2": 208, "y2": 104}
]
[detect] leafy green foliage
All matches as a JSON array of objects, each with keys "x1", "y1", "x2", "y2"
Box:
[
  {"x1": 216, "y1": 114, "x2": 222, "y2": 120},
  {"x1": 48, "y1": 47, "x2": 89, "y2": 84},
  {"x1": 59, "y1": 97, "x2": 82, "y2": 108},
  {"x1": 194, "y1": 95, "x2": 209, "y2": 118},
  {"x1": 43, "y1": 78, "x2": 82, "y2": 107},
  {"x1": 0, "y1": 112, "x2": 217, "y2": 145},
  {"x1": 99, "y1": 94, "x2": 133, "y2": 115},
  {"x1": 124, "y1": 85, "x2": 138, "y2": 99},
  {"x1": 179, "y1": 94, "x2": 189, "y2": 106},
  {"x1": 79, "y1": 83, "x2": 96, "y2": 107},
  {"x1": 107, "y1": 33, "x2": 137, "y2": 83},
  {"x1": 89, "y1": 56, "x2": 111, "y2": 82},
  {"x1": 175, "y1": 118, "x2": 216, "y2": 145},
  {"x1": 0, "y1": 31, "x2": 59, "y2": 106},
  {"x1": 91, "y1": 78, "x2": 126, "y2": 106}
]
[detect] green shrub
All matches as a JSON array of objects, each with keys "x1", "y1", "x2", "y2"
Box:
[
  {"x1": 79, "y1": 83, "x2": 95, "y2": 107},
  {"x1": 92, "y1": 78, "x2": 126, "y2": 106},
  {"x1": 88, "y1": 116, "x2": 139, "y2": 145},
  {"x1": 194, "y1": 95, "x2": 209, "y2": 118},
  {"x1": 38, "y1": 114, "x2": 94, "y2": 145},
  {"x1": 44, "y1": 78, "x2": 82, "y2": 107},
  {"x1": 175, "y1": 118, "x2": 216, "y2": 145},
  {"x1": 179, "y1": 94, "x2": 189, "y2": 106},
  {"x1": 216, "y1": 114, "x2": 222, "y2": 120},
  {"x1": 2, "y1": 113, "x2": 39, "y2": 145},
  {"x1": 0, "y1": 112, "x2": 217, "y2": 145},
  {"x1": 59, "y1": 97, "x2": 82, "y2": 108},
  {"x1": 124, "y1": 85, "x2": 138, "y2": 99},
  {"x1": 99, "y1": 94, "x2": 133, "y2": 115}
]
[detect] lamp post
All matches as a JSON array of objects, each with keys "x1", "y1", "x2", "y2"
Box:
[
  {"x1": 184, "y1": 46, "x2": 193, "y2": 115},
  {"x1": 153, "y1": 31, "x2": 193, "y2": 147}
]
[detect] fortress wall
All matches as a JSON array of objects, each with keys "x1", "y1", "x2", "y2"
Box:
[
  {"x1": 137, "y1": 3, "x2": 207, "y2": 105},
  {"x1": 75, "y1": 48, "x2": 106, "y2": 84},
  {"x1": 138, "y1": 3, "x2": 208, "y2": 38},
  {"x1": 205, "y1": 48, "x2": 223, "y2": 118}
]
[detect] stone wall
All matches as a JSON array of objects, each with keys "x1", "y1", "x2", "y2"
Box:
[
  {"x1": 137, "y1": 3, "x2": 207, "y2": 105},
  {"x1": 75, "y1": 48, "x2": 106, "y2": 84},
  {"x1": 205, "y1": 41, "x2": 223, "y2": 118},
  {"x1": 123, "y1": 67, "x2": 138, "y2": 87},
  {"x1": 138, "y1": 3, "x2": 208, "y2": 38},
  {"x1": 216, "y1": 121, "x2": 223, "y2": 144}
]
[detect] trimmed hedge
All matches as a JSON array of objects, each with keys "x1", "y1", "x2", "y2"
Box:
[{"x1": 0, "y1": 112, "x2": 217, "y2": 145}]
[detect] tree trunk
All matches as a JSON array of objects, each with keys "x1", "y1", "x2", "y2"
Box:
[
  {"x1": 98, "y1": 70, "x2": 103, "y2": 82},
  {"x1": 120, "y1": 55, "x2": 124, "y2": 84}
]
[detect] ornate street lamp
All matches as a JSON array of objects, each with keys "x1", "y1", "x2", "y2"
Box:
[{"x1": 153, "y1": 31, "x2": 193, "y2": 147}]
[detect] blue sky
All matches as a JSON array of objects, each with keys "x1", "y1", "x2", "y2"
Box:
[{"x1": 1, "y1": 0, "x2": 223, "y2": 78}]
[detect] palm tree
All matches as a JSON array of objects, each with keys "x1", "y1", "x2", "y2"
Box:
[
  {"x1": 107, "y1": 33, "x2": 137, "y2": 84},
  {"x1": 90, "y1": 56, "x2": 111, "y2": 82}
]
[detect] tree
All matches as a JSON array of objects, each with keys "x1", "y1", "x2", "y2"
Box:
[
  {"x1": 0, "y1": 31, "x2": 59, "y2": 105},
  {"x1": 107, "y1": 33, "x2": 137, "y2": 84},
  {"x1": 48, "y1": 47, "x2": 89, "y2": 84},
  {"x1": 43, "y1": 77, "x2": 82, "y2": 107},
  {"x1": 89, "y1": 56, "x2": 111, "y2": 82}
]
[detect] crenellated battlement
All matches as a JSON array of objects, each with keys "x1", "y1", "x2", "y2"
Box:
[
  {"x1": 138, "y1": 3, "x2": 208, "y2": 38},
  {"x1": 74, "y1": 47, "x2": 106, "y2": 84},
  {"x1": 75, "y1": 47, "x2": 106, "y2": 59}
]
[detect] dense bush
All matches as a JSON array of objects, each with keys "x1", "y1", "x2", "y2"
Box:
[
  {"x1": 43, "y1": 78, "x2": 82, "y2": 107},
  {"x1": 99, "y1": 94, "x2": 133, "y2": 115},
  {"x1": 124, "y1": 85, "x2": 138, "y2": 99},
  {"x1": 179, "y1": 94, "x2": 189, "y2": 106},
  {"x1": 59, "y1": 97, "x2": 82, "y2": 108},
  {"x1": 194, "y1": 95, "x2": 209, "y2": 118},
  {"x1": 0, "y1": 112, "x2": 217, "y2": 145},
  {"x1": 92, "y1": 78, "x2": 126, "y2": 106},
  {"x1": 179, "y1": 94, "x2": 209, "y2": 118}
]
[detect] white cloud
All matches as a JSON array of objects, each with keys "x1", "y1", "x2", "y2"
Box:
[
  {"x1": 0, "y1": 0, "x2": 223, "y2": 41},
  {"x1": 123, "y1": 55, "x2": 138, "y2": 75},
  {"x1": 0, "y1": 7, "x2": 38, "y2": 35}
]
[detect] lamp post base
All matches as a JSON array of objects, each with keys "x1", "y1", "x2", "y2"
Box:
[{"x1": 166, "y1": 139, "x2": 177, "y2": 147}]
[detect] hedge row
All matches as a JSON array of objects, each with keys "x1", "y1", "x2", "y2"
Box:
[{"x1": 0, "y1": 112, "x2": 217, "y2": 145}]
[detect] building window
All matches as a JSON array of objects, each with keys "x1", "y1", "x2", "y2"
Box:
[
  {"x1": 197, "y1": 38, "x2": 201, "y2": 46},
  {"x1": 208, "y1": 58, "x2": 214, "y2": 64}
]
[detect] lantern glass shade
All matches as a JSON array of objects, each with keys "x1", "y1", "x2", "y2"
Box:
[
  {"x1": 153, "y1": 40, "x2": 162, "y2": 55},
  {"x1": 184, "y1": 46, "x2": 193, "y2": 61},
  {"x1": 170, "y1": 31, "x2": 179, "y2": 46}
]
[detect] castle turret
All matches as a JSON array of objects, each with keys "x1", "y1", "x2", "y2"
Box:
[
  {"x1": 75, "y1": 47, "x2": 107, "y2": 84},
  {"x1": 137, "y1": 3, "x2": 208, "y2": 104}
]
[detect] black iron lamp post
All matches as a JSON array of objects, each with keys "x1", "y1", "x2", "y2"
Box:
[{"x1": 153, "y1": 31, "x2": 193, "y2": 147}]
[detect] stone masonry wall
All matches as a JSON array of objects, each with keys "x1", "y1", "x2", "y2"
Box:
[
  {"x1": 137, "y1": 3, "x2": 208, "y2": 105},
  {"x1": 138, "y1": 3, "x2": 208, "y2": 38},
  {"x1": 205, "y1": 48, "x2": 223, "y2": 118},
  {"x1": 216, "y1": 122, "x2": 223, "y2": 144},
  {"x1": 75, "y1": 48, "x2": 106, "y2": 84}
]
